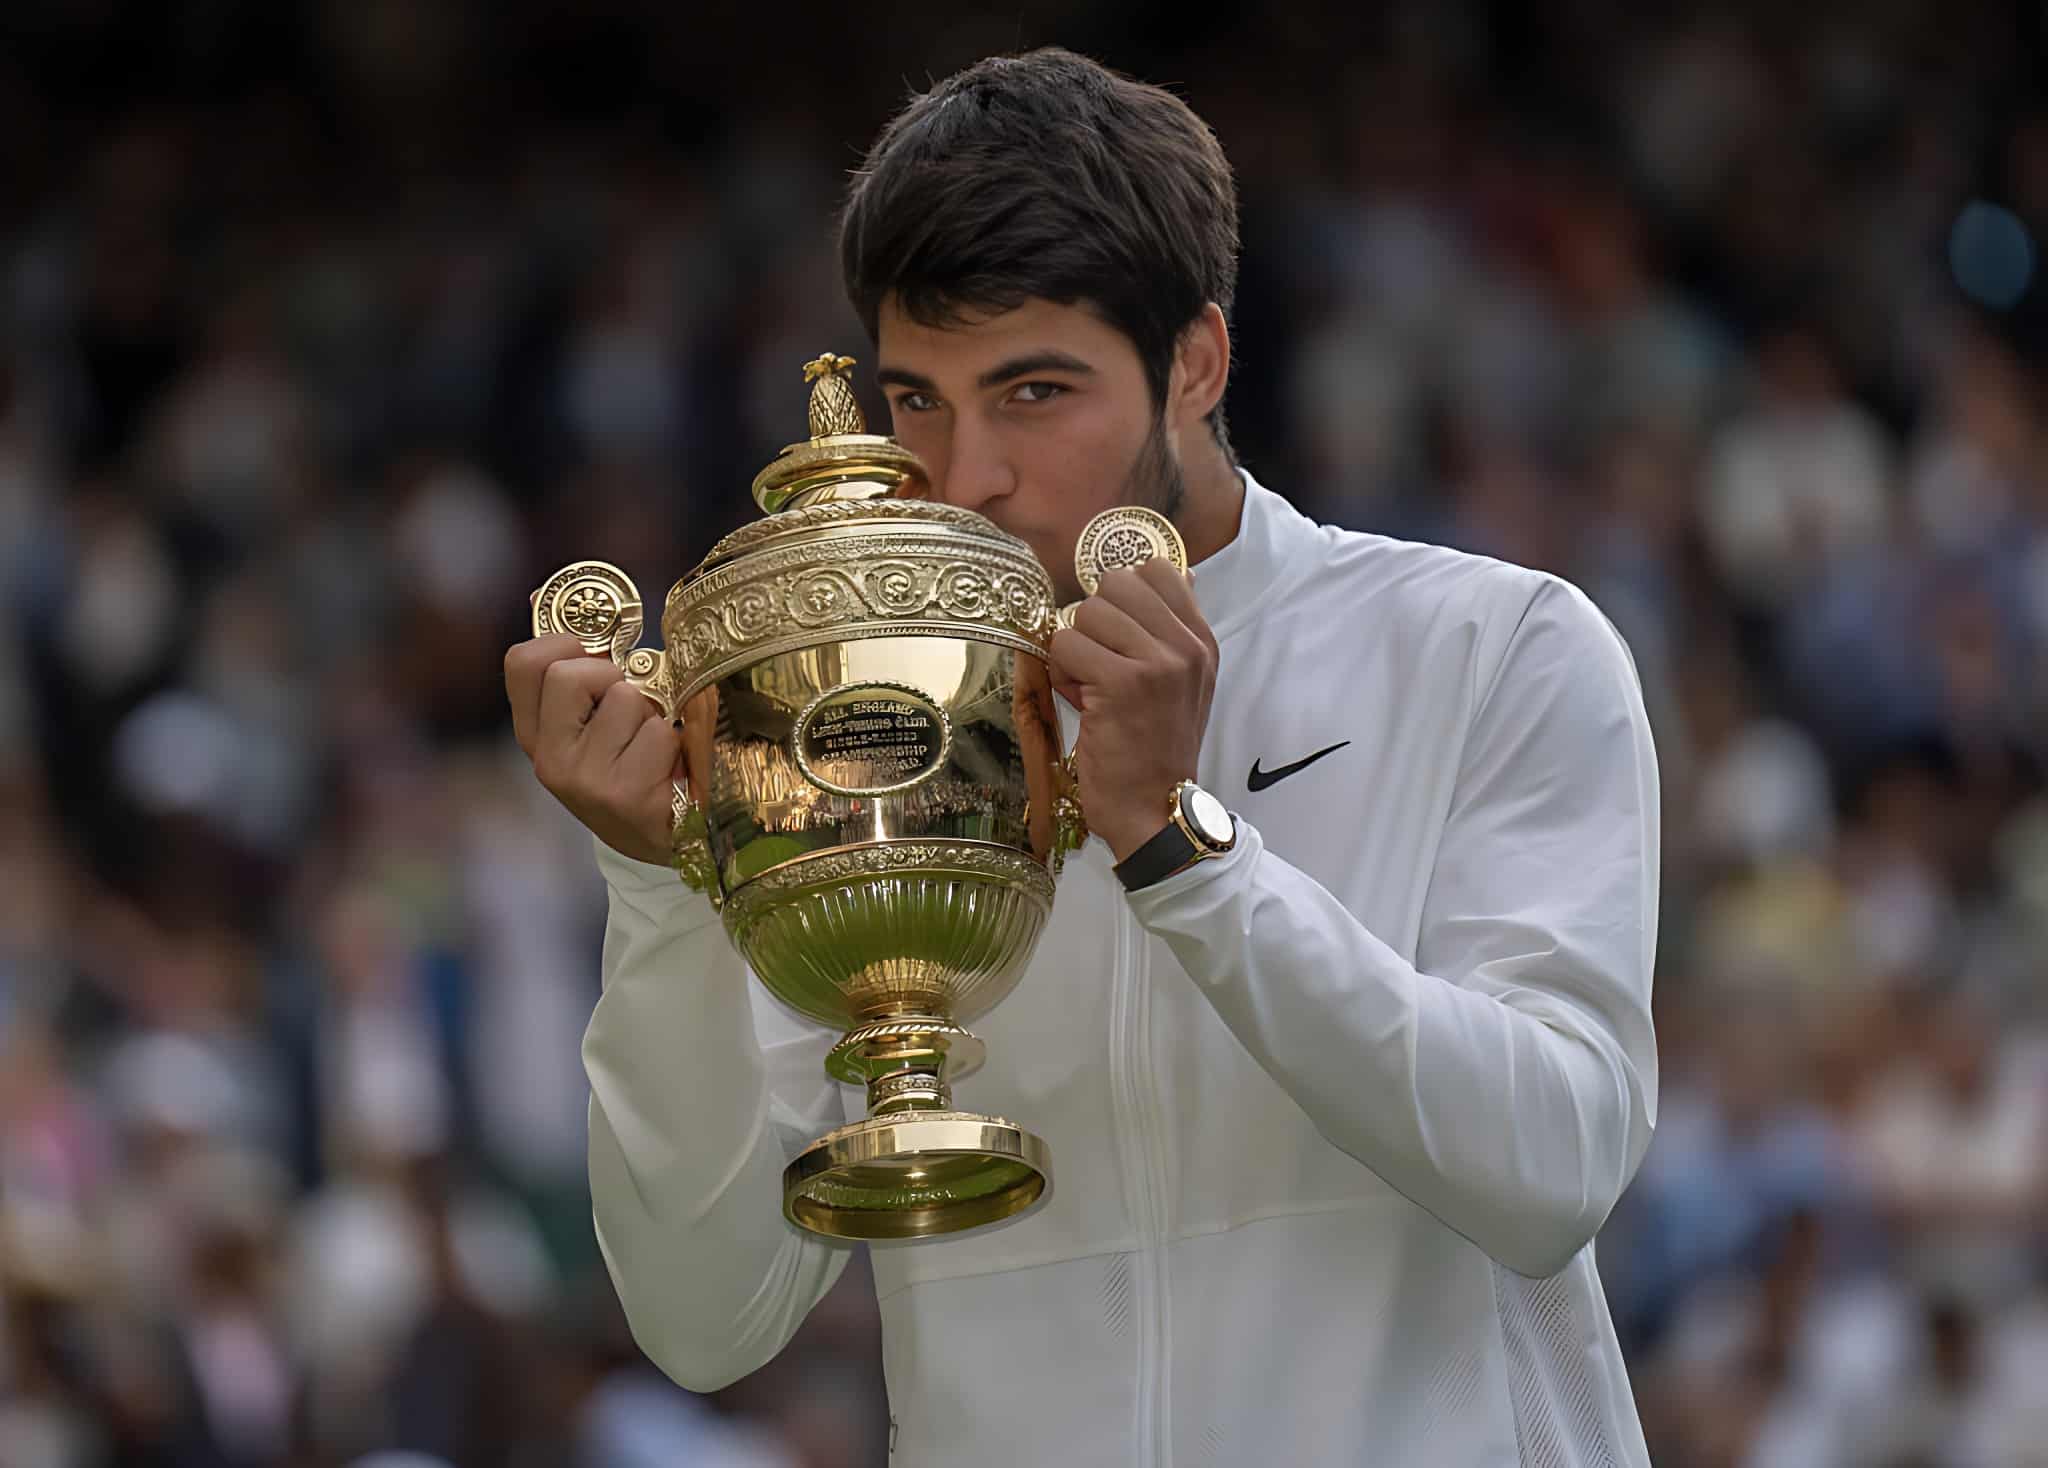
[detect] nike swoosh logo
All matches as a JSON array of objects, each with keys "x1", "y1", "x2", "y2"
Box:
[{"x1": 1247, "y1": 740, "x2": 1352, "y2": 792}]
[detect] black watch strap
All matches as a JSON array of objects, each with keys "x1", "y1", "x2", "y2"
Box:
[{"x1": 1114, "y1": 820, "x2": 1200, "y2": 892}]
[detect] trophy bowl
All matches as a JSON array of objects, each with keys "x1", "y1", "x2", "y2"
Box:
[{"x1": 532, "y1": 354, "x2": 1091, "y2": 1241}]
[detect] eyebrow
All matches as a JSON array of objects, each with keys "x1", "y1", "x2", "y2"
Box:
[{"x1": 876, "y1": 350, "x2": 1098, "y2": 394}]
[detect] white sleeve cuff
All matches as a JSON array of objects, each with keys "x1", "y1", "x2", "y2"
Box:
[
  {"x1": 592, "y1": 834, "x2": 722, "y2": 931},
  {"x1": 1121, "y1": 816, "x2": 1257, "y2": 921}
]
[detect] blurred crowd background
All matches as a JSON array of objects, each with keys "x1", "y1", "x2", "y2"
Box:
[{"x1": 3, "y1": 2, "x2": 2047, "y2": 1465}]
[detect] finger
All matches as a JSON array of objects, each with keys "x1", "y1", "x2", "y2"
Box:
[
  {"x1": 536, "y1": 656, "x2": 626, "y2": 752},
  {"x1": 1135, "y1": 557, "x2": 1212, "y2": 650},
  {"x1": 614, "y1": 711, "x2": 684, "y2": 800},
  {"x1": 1048, "y1": 624, "x2": 1132, "y2": 688},
  {"x1": 1042, "y1": 645, "x2": 1087, "y2": 710},
  {"x1": 1103, "y1": 561, "x2": 1210, "y2": 655},
  {"x1": 506, "y1": 635, "x2": 595, "y2": 754},
  {"x1": 583, "y1": 678, "x2": 658, "y2": 764},
  {"x1": 1069, "y1": 593, "x2": 1154, "y2": 659}
]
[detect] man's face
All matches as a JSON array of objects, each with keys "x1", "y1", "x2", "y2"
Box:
[{"x1": 877, "y1": 296, "x2": 1181, "y2": 603}]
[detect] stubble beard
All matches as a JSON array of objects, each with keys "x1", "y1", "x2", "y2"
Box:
[
  {"x1": 1047, "y1": 415, "x2": 1186, "y2": 603},
  {"x1": 1128, "y1": 413, "x2": 1187, "y2": 523}
]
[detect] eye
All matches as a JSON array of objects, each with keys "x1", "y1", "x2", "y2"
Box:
[
  {"x1": 1010, "y1": 382, "x2": 1066, "y2": 405},
  {"x1": 892, "y1": 391, "x2": 941, "y2": 413}
]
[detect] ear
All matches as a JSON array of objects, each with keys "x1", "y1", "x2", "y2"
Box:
[{"x1": 1167, "y1": 303, "x2": 1231, "y2": 434}]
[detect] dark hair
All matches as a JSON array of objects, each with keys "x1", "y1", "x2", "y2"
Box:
[{"x1": 839, "y1": 48, "x2": 1239, "y2": 457}]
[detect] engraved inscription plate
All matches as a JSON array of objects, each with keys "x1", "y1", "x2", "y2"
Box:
[{"x1": 793, "y1": 681, "x2": 953, "y2": 797}]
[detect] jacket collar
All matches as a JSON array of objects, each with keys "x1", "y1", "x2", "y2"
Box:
[{"x1": 1190, "y1": 470, "x2": 1318, "y2": 643}]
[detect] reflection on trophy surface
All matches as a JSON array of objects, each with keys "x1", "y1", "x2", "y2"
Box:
[{"x1": 530, "y1": 353, "x2": 1130, "y2": 1241}]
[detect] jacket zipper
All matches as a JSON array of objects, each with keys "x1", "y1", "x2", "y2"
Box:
[{"x1": 1112, "y1": 898, "x2": 1171, "y2": 1466}]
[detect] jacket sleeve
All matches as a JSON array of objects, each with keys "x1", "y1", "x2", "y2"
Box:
[
  {"x1": 582, "y1": 840, "x2": 854, "y2": 1390},
  {"x1": 1126, "y1": 579, "x2": 1660, "y2": 1278}
]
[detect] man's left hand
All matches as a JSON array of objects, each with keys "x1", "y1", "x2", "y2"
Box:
[{"x1": 1048, "y1": 558, "x2": 1218, "y2": 863}]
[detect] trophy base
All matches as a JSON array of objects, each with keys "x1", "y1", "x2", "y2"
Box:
[{"x1": 782, "y1": 1111, "x2": 1050, "y2": 1240}]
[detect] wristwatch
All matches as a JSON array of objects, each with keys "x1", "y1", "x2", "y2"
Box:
[{"x1": 1113, "y1": 780, "x2": 1237, "y2": 892}]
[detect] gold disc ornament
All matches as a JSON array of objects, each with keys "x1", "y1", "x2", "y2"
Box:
[
  {"x1": 530, "y1": 559, "x2": 676, "y2": 710},
  {"x1": 1073, "y1": 505, "x2": 1188, "y2": 595},
  {"x1": 531, "y1": 560, "x2": 644, "y2": 659},
  {"x1": 1055, "y1": 505, "x2": 1190, "y2": 628}
]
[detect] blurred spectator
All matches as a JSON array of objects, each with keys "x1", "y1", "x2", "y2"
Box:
[
  {"x1": 1700, "y1": 324, "x2": 1892, "y2": 614},
  {"x1": 1851, "y1": 987, "x2": 2048, "y2": 1311}
]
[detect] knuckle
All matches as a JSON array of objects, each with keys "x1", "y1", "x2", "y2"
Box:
[
  {"x1": 545, "y1": 655, "x2": 613, "y2": 696},
  {"x1": 513, "y1": 636, "x2": 576, "y2": 678},
  {"x1": 1068, "y1": 607, "x2": 1113, "y2": 646}
]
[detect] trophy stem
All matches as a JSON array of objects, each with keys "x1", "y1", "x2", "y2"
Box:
[
  {"x1": 826, "y1": 1013, "x2": 986, "y2": 1113},
  {"x1": 868, "y1": 1068, "x2": 952, "y2": 1115}
]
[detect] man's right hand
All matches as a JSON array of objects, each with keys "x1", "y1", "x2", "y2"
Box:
[{"x1": 505, "y1": 635, "x2": 682, "y2": 866}]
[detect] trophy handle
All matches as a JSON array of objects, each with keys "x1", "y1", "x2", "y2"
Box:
[
  {"x1": 1053, "y1": 750, "x2": 1089, "y2": 869},
  {"x1": 532, "y1": 560, "x2": 718, "y2": 902},
  {"x1": 530, "y1": 560, "x2": 682, "y2": 721}
]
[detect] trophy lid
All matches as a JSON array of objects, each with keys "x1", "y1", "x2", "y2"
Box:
[
  {"x1": 655, "y1": 352, "x2": 1057, "y2": 698},
  {"x1": 749, "y1": 353, "x2": 928, "y2": 515}
]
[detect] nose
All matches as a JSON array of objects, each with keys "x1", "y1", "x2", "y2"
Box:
[{"x1": 931, "y1": 413, "x2": 1015, "y2": 514}]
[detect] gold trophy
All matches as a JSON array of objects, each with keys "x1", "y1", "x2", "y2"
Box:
[{"x1": 532, "y1": 354, "x2": 1183, "y2": 1241}]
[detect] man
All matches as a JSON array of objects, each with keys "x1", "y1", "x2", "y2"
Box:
[{"x1": 505, "y1": 48, "x2": 1660, "y2": 1467}]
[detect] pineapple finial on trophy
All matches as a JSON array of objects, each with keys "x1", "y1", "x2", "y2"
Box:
[
  {"x1": 802, "y1": 352, "x2": 865, "y2": 437},
  {"x1": 751, "y1": 351, "x2": 929, "y2": 514}
]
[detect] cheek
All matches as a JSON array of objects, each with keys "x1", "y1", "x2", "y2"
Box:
[
  {"x1": 890, "y1": 412, "x2": 944, "y2": 470},
  {"x1": 1007, "y1": 400, "x2": 1136, "y2": 524}
]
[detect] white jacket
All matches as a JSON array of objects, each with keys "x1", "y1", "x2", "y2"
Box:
[{"x1": 583, "y1": 476, "x2": 1661, "y2": 1466}]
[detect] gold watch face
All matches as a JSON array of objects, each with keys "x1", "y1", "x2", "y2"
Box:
[{"x1": 1183, "y1": 785, "x2": 1233, "y2": 847}]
